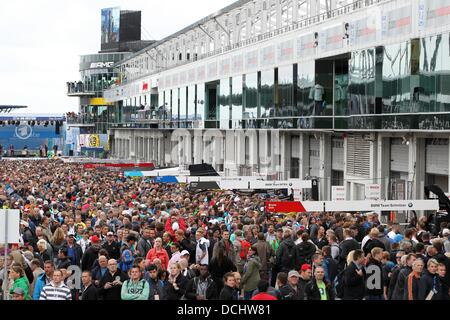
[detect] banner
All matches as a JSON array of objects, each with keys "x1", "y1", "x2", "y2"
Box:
[
  {"x1": 0, "y1": 209, "x2": 20, "y2": 244},
  {"x1": 332, "y1": 186, "x2": 346, "y2": 201},
  {"x1": 324, "y1": 200, "x2": 439, "y2": 212},
  {"x1": 365, "y1": 184, "x2": 381, "y2": 200},
  {"x1": 265, "y1": 200, "x2": 439, "y2": 213}
]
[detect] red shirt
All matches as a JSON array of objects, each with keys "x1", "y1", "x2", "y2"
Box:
[{"x1": 251, "y1": 293, "x2": 278, "y2": 300}]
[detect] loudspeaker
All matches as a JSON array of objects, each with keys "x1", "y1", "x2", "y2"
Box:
[{"x1": 311, "y1": 178, "x2": 319, "y2": 201}]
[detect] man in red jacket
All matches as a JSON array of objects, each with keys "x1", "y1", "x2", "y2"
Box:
[{"x1": 165, "y1": 210, "x2": 187, "y2": 239}]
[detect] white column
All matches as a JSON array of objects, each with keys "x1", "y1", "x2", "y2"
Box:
[
  {"x1": 377, "y1": 135, "x2": 390, "y2": 201},
  {"x1": 319, "y1": 134, "x2": 332, "y2": 200},
  {"x1": 299, "y1": 133, "x2": 310, "y2": 179}
]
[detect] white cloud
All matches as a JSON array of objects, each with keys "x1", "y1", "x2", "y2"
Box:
[{"x1": 0, "y1": 0, "x2": 237, "y2": 114}]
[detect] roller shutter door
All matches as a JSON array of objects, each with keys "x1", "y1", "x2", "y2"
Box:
[
  {"x1": 346, "y1": 134, "x2": 370, "y2": 177},
  {"x1": 390, "y1": 138, "x2": 409, "y2": 172},
  {"x1": 426, "y1": 139, "x2": 449, "y2": 175},
  {"x1": 332, "y1": 138, "x2": 344, "y2": 171}
]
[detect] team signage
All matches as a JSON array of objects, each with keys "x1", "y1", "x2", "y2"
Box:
[
  {"x1": 264, "y1": 200, "x2": 439, "y2": 213},
  {"x1": 332, "y1": 186, "x2": 346, "y2": 201}
]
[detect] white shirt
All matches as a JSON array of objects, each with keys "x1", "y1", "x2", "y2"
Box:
[
  {"x1": 387, "y1": 231, "x2": 397, "y2": 240},
  {"x1": 169, "y1": 251, "x2": 182, "y2": 267},
  {"x1": 361, "y1": 235, "x2": 370, "y2": 249},
  {"x1": 196, "y1": 237, "x2": 210, "y2": 265}
]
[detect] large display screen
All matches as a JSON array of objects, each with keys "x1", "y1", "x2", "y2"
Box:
[{"x1": 101, "y1": 7, "x2": 120, "y2": 45}]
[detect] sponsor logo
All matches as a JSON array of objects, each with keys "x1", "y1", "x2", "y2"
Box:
[
  {"x1": 90, "y1": 62, "x2": 114, "y2": 69},
  {"x1": 15, "y1": 124, "x2": 32, "y2": 140}
]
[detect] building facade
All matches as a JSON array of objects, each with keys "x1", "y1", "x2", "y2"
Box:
[{"x1": 103, "y1": 0, "x2": 450, "y2": 201}]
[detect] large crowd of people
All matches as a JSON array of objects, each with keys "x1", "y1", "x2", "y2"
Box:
[{"x1": 0, "y1": 159, "x2": 449, "y2": 301}]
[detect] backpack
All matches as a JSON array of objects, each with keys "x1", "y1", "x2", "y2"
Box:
[
  {"x1": 119, "y1": 249, "x2": 134, "y2": 273},
  {"x1": 334, "y1": 265, "x2": 347, "y2": 299},
  {"x1": 239, "y1": 240, "x2": 251, "y2": 260}
]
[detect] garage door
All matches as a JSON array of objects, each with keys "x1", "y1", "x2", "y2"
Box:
[
  {"x1": 426, "y1": 139, "x2": 449, "y2": 175},
  {"x1": 390, "y1": 138, "x2": 409, "y2": 172},
  {"x1": 310, "y1": 137, "x2": 320, "y2": 177}
]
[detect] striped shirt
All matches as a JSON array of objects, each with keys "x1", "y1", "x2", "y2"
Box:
[{"x1": 39, "y1": 282, "x2": 72, "y2": 300}]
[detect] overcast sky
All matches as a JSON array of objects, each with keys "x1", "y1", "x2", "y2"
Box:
[{"x1": 0, "y1": 0, "x2": 236, "y2": 114}]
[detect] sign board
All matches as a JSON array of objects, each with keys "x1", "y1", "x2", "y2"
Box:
[
  {"x1": 264, "y1": 200, "x2": 439, "y2": 213},
  {"x1": 332, "y1": 186, "x2": 346, "y2": 201},
  {"x1": 189, "y1": 181, "x2": 221, "y2": 190},
  {"x1": 365, "y1": 184, "x2": 381, "y2": 200},
  {"x1": 324, "y1": 200, "x2": 439, "y2": 212},
  {"x1": 266, "y1": 201, "x2": 324, "y2": 213},
  {"x1": 0, "y1": 210, "x2": 20, "y2": 244}
]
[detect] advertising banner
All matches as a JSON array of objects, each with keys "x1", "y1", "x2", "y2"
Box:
[
  {"x1": 324, "y1": 200, "x2": 439, "y2": 212},
  {"x1": 0, "y1": 209, "x2": 20, "y2": 244},
  {"x1": 332, "y1": 186, "x2": 347, "y2": 201},
  {"x1": 296, "y1": 33, "x2": 315, "y2": 58},
  {"x1": 277, "y1": 39, "x2": 294, "y2": 63},
  {"x1": 319, "y1": 25, "x2": 343, "y2": 52},
  {"x1": 381, "y1": 5, "x2": 412, "y2": 39},
  {"x1": 78, "y1": 134, "x2": 109, "y2": 151},
  {"x1": 101, "y1": 7, "x2": 120, "y2": 45},
  {"x1": 365, "y1": 184, "x2": 381, "y2": 200}
]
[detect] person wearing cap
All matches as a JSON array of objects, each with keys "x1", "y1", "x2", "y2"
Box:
[
  {"x1": 279, "y1": 270, "x2": 304, "y2": 300},
  {"x1": 304, "y1": 266, "x2": 334, "y2": 300},
  {"x1": 62, "y1": 230, "x2": 83, "y2": 267},
  {"x1": 102, "y1": 231, "x2": 120, "y2": 260},
  {"x1": 81, "y1": 235, "x2": 102, "y2": 272},
  {"x1": 12, "y1": 287, "x2": 25, "y2": 300},
  {"x1": 298, "y1": 263, "x2": 312, "y2": 295}
]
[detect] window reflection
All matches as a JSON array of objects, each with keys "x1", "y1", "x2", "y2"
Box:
[
  {"x1": 277, "y1": 65, "x2": 295, "y2": 117},
  {"x1": 196, "y1": 84, "x2": 205, "y2": 121},
  {"x1": 219, "y1": 78, "x2": 231, "y2": 129},
  {"x1": 297, "y1": 60, "x2": 315, "y2": 116},
  {"x1": 382, "y1": 41, "x2": 411, "y2": 113},
  {"x1": 243, "y1": 73, "x2": 258, "y2": 120},
  {"x1": 260, "y1": 70, "x2": 275, "y2": 118},
  {"x1": 348, "y1": 48, "x2": 375, "y2": 115},
  {"x1": 231, "y1": 76, "x2": 243, "y2": 128}
]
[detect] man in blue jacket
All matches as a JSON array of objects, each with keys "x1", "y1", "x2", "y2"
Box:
[{"x1": 32, "y1": 260, "x2": 54, "y2": 300}]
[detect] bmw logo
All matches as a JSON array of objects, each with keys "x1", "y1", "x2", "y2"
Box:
[
  {"x1": 408, "y1": 203, "x2": 413, "y2": 208},
  {"x1": 15, "y1": 124, "x2": 33, "y2": 140}
]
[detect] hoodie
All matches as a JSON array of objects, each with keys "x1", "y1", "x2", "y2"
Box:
[
  {"x1": 295, "y1": 241, "x2": 316, "y2": 267},
  {"x1": 120, "y1": 279, "x2": 150, "y2": 300},
  {"x1": 10, "y1": 276, "x2": 31, "y2": 300}
]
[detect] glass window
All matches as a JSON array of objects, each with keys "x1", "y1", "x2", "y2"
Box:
[
  {"x1": 231, "y1": 76, "x2": 243, "y2": 127},
  {"x1": 188, "y1": 85, "x2": 196, "y2": 121},
  {"x1": 420, "y1": 33, "x2": 450, "y2": 113},
  {"x1": 297, "y1": 60, "x2": 315, "y2": 116},
  {"x1": 172, "y1": 89, "x2": 179, "y2": 122},
  {"x1": 277, "y1": 65, "x2": 294, "y2": 117},
  {"x1": 260, "y1": 69, "x2": 275, "y2": 118},
  {"x1": 382, "y1": 41, "x2": 411, "y2": 113},
  {"x1": 219, "y1": 78, "x2": 231, "y2": 129},
  {"x1": 243, "y1": 73, "x2": 258, "y2": 119},
  {"x1": 179, "y1": 87, "x2": 187, "y2": 121},
  {"x1": 196, "y1": 83, "x2": 205, "y2": 121},
  {"x1": 348, "y1": 48, "x2": 376, "y2": 115}
]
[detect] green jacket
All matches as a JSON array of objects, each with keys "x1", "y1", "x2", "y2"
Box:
[
  {"x1": 121, "y1": 279, "x2": 149, "y2": 300},
  {"x1": 241, "y1": 256, "x2": 262, "y2": 292},
  {"x1": 10, "y1": 276, "x2": 31, "y2": 300}
]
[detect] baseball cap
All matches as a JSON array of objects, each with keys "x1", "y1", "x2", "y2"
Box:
[
  {"x1": 300, "y1": 264, "x2": 312, "y2": 272},
  {"x1": 107, "y1": 231, "x2": 114, "y2": 236},
  {"x1": 90, "y1": 235, "x2": 100, "y2": 243},
  {"x1": 443, "y1": 228, "x2": 450, "y2": 236},
  {"x1": 67, "y1": 230, "x2": 75, "y2": 237},
  {"x1": 288, "y1": 270, "x2": 300, "y2": 278},
  {"x1": 13, "y1": 287, "x2": 24, "y2": 295},
  {"x1": 180, "y1": 250, "x2": 190, "y2": 256}
]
